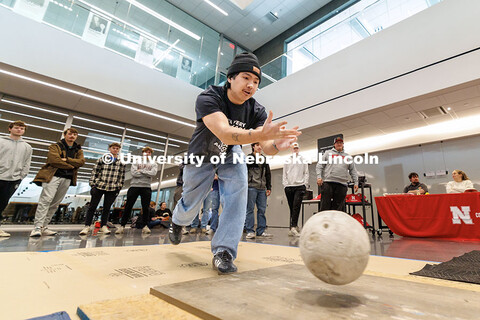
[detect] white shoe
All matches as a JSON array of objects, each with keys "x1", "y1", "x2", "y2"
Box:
[
  {"x1": 30, "y1": 227, "x2": 42, "y2": 237},
  {"x1": 0, "y1": 229, "x2": 10, "y2": 237},
  {"x1": 142, "y1": 226, "x2": 151, "y2": 234},
  {"x1": 206, "y1": 229, "x2": 215, "y2": 235},
  {"x1": 288, "y1": 227, "x2": 300, "y2": 237},
  {"x1": 182, "y1": 227, "x2": 189, "y2": 235},
  {"x1": 99, "y1": 225, "x2": 111, "y2": 234},
  {"x1": 246, "y1": 232, "x2": 255, "y2": 239},
  {"x1": 258, "y1": 232, "x2": 273, "y2": 237},
  {"x1": 79, "y1": 225, "x2": 91, "y2": 235},
  {"x1": 41, "y1": 227, "x2": 57, "y2": 236},
  {"x1": 115, "y1": 226, "x2": 124, "y2": 234}
]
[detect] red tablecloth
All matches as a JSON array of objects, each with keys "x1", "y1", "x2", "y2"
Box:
[{"x1": 375, "y1": 193, "x2": 480, "y2": 240}]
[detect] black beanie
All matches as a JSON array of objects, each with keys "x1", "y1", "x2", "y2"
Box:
[{"x1": 227, "y1": 52, "x2": 261, "y2": 82}]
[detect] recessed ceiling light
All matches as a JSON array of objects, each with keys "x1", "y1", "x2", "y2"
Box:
[
  {"x1": 447, "y1": 107, "x2": 452, "y2": 110},
  {"x1": 253, "y1": 27, "x2": 257, "y2": 31}
]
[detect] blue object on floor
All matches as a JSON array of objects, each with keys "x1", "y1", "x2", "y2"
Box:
[{"x1": 26, "y1": 311, "x2": 71, "y2": 320}]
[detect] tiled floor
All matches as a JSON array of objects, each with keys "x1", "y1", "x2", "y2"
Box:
[{"x1": 1, "y1": 224, "x2": 478, "y2": 262}]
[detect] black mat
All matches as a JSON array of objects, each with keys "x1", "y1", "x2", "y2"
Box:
[{"x1": 411, "y1": 250, "x2": 480, "y2": 284}]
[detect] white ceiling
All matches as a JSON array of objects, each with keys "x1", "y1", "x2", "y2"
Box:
[
  {"x1": 164, "y1": 0, "x2": 334, "y2": 50},
  {"x1": 297, "y1": 79, "x2": 480, "y2": 151}
]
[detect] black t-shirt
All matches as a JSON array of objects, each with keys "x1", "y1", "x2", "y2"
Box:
[
  {"x1": 187, "y1": 85, "x2": 267, "y2": 160},
  {"x1": 154, "y1": 208, "x2": 172, "y2": 218}
]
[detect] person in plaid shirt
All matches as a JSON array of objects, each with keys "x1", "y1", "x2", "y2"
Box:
[{"x1": 80, "y1": 142, "x2": 125, "y2": 235}]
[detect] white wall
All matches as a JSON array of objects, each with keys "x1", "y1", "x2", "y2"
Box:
[
  {"x1": 257, "y1": 0, "x2": 480, "y2": 134},
  {"x1": 0, "y1": 6, "x2": 201, "y2": 120}
]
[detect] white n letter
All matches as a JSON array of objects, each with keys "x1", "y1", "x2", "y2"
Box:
[{"x1": 450, "y1": 206, "x2": 473, "y2": 224}]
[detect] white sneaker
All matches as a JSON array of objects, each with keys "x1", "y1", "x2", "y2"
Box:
[
  {"x1": 99, "y1": 225, "x2": 111, "y2": 234},
  {"x1": 182, "y1": 227, "x2": 189, "y2": 235},
  {"x1": 246, "y1": 232, "x2": 255, "y2": 239},
  {"x1": 258, "y1": 232, "x2": 273, "y2": 237},
  {"x1": 79, "y1": 225, "x2": 91, "y2": 235},
  {"x1": 30, "y1": 227, "x2": 42, "y2": 237},
  {"x1": 0, "y1": 229, "x2": 11, "y2": 237},
  {"x1": 142, "y1": 226, "x2": 151, "y2": 234},
  {"x1": 288, "y1": 227, "x2": 300, "y2": 237},
  {"x1": 206, "y1": 229, "x2": 215, "y2": 235},
  {"x1": 41, "y1": 227, "x2": 57, "y2": 236},
  {"x1": 115, "y1": 226, "x2": 124, "y2": 234}
]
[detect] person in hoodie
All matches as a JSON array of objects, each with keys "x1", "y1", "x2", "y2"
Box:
[
  {"x1": 168, "y1": 52, "x2": 301, "y2": 275},
  {"x1": 316, "y1": 136, "x2": 358, "y2": 212},
  {"x1": 0, "y1": 120, "x2": 32, "y2": 237},
  {"x1": 30, "y1": 128, "x2": 85, "y2": 237},
  {"x1": 245, "y1": 142, "x2": 272, "y2": 239},
  {"x1": 116, "y1": 146, "x2": 158, "y2": 234}
]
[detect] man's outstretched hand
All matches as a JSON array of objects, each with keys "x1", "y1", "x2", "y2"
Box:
[{"x1": 261, "y1": 111, "x2": 301, "y2": 150}]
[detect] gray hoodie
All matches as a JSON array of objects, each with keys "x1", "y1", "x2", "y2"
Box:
[
  {"x1": 130, "y1": 163, "x2": 158, "y2": 188},
  {"x1": 0, "y1": 136, "x2": 32, "y2": 181},
  {"x1": 316, "y1": 148, "x2": 358, "y2": 186}
]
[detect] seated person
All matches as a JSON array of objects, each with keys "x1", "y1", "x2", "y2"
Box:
[
  {"x1": 446, "y1": 170, "x2": 474, "y2": 193},
  {"x1": 403, "y1": 172, "x2": 428, "y2": 195},
  {"x1": 148, "y1": 201, "x2": 171, "y2": 229}
]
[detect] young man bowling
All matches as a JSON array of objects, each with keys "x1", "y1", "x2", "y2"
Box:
[{"x1": 169, "y1": 52, "x2": 301, "y2": 274}]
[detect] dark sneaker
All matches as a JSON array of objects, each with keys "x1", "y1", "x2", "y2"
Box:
[
  {"x1": 212, "y1": 251, "x2": 237, "y2": 275},
  {"x1": 168, "y1": 222, "x2": 183, "y2": 245}
]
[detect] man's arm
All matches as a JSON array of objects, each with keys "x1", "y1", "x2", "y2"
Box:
[
  {"x1": 316, "y1": 152, "x2": 327, "y2": 186},
  {"x1": 349, "y1": 162, "x2": 359, "y2": 192},
  {"x1": 89, "y1": 159, "x2": 101, "y2": 187},
  {"x1": 202, "y1": 111, "x2": 300, "y2": 155},
  {"x1": 66, "y1": 149, "x2": 85, "y2": 168},
  {"x1": 47, "y1": 144, "x2": 75, "y2": 169},
  {"x1": 265, "y1": 163, "x2": 272, "y2": 196},
  {"x1": 21, "y1": 146, "x2": 32, "y2": 180}
]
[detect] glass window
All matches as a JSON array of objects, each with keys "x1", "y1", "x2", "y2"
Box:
[{"x1": 43, "y1": 0, "x2": 89, "y2": 36}]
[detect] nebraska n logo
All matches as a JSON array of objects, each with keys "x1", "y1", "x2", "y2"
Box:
[{"x1": 450, "y1": 206, "x2": 473, "y2": 224}]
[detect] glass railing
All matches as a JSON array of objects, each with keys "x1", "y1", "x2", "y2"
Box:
[
  {"x1": 259, "y1": 0, "x2": 443, "y2": 89},
  {"x1": 0, "y1": 0, "x2": 234, "y2": 89}
]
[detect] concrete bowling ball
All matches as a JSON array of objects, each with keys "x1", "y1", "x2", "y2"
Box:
[{"x1": 299, "y1": 210, "x2": 370, "y2": 285}]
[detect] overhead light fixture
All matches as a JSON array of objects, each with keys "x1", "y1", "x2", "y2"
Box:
[
  {"x1": 204, "y1": 0, "x2": 228, "y2": 16},
  {"x1": 126, "y1": 127, "x2": 189, "y2": 144},
  {"x1": 0, "y1": 108, "x2": 66, "y2": 125},
  {"x1": 73, "y1": 116, "x2": 123, "y2": 130},
  {"x1": 0, "y1": 69, "x2": 196, "y2": 128},
  {"x1": 1, "y1": 99, "x2": 69, "y2": 116},
  {"x1": 253, "y1": 27, "x2": 257, "y2": 32},
  {"x1": 0, "y1": 118, "x2": 62, "y2": 133},
  {"x1": 74, "y1": 124, "x2": 123, "y2": 137},
  {"x1": 75, "y1": 0, "x2": 185, "y2": 52},
  {"x1": 124, "y1": 0, "x2": 201, "y2": 40}
]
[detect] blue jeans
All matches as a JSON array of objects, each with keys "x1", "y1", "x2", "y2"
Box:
[
  {"x1": 245, "y1": 188, "x2": 267, "y2": 235},
  {"x1": 147, "y1": 219, "x2": 170, "y2": 229},
  {"x1": 173, "y1": 146, "x2": 247, "y2": 259},
  {"x1": 191, "y1": 189, "x2": 221, "y2": 229}
]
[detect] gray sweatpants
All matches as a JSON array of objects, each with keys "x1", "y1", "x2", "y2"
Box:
[{"x1": 34, "y1": 176, "x2": 71, "y2": 229}]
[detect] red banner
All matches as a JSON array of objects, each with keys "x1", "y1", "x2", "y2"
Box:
[{"x1": 375, "y1": 193, "x2": 480, "y2": 240}]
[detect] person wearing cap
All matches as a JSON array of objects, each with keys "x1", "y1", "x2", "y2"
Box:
[
  {"x1": 283, "y1": 142, "x2": 309, "y2": 237},
  {"x1": 79, "y1": 142, "x2": 125, "y2": 235},
  {"x1": 316, "y1": 137, "x2": 358, "y2": 212},
  {"x1": 403, "y1": 172, "x2": 428, "y2": 195},
  {"x1": 168, "y1": 52, "x2": 301, "y2": 275}
]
